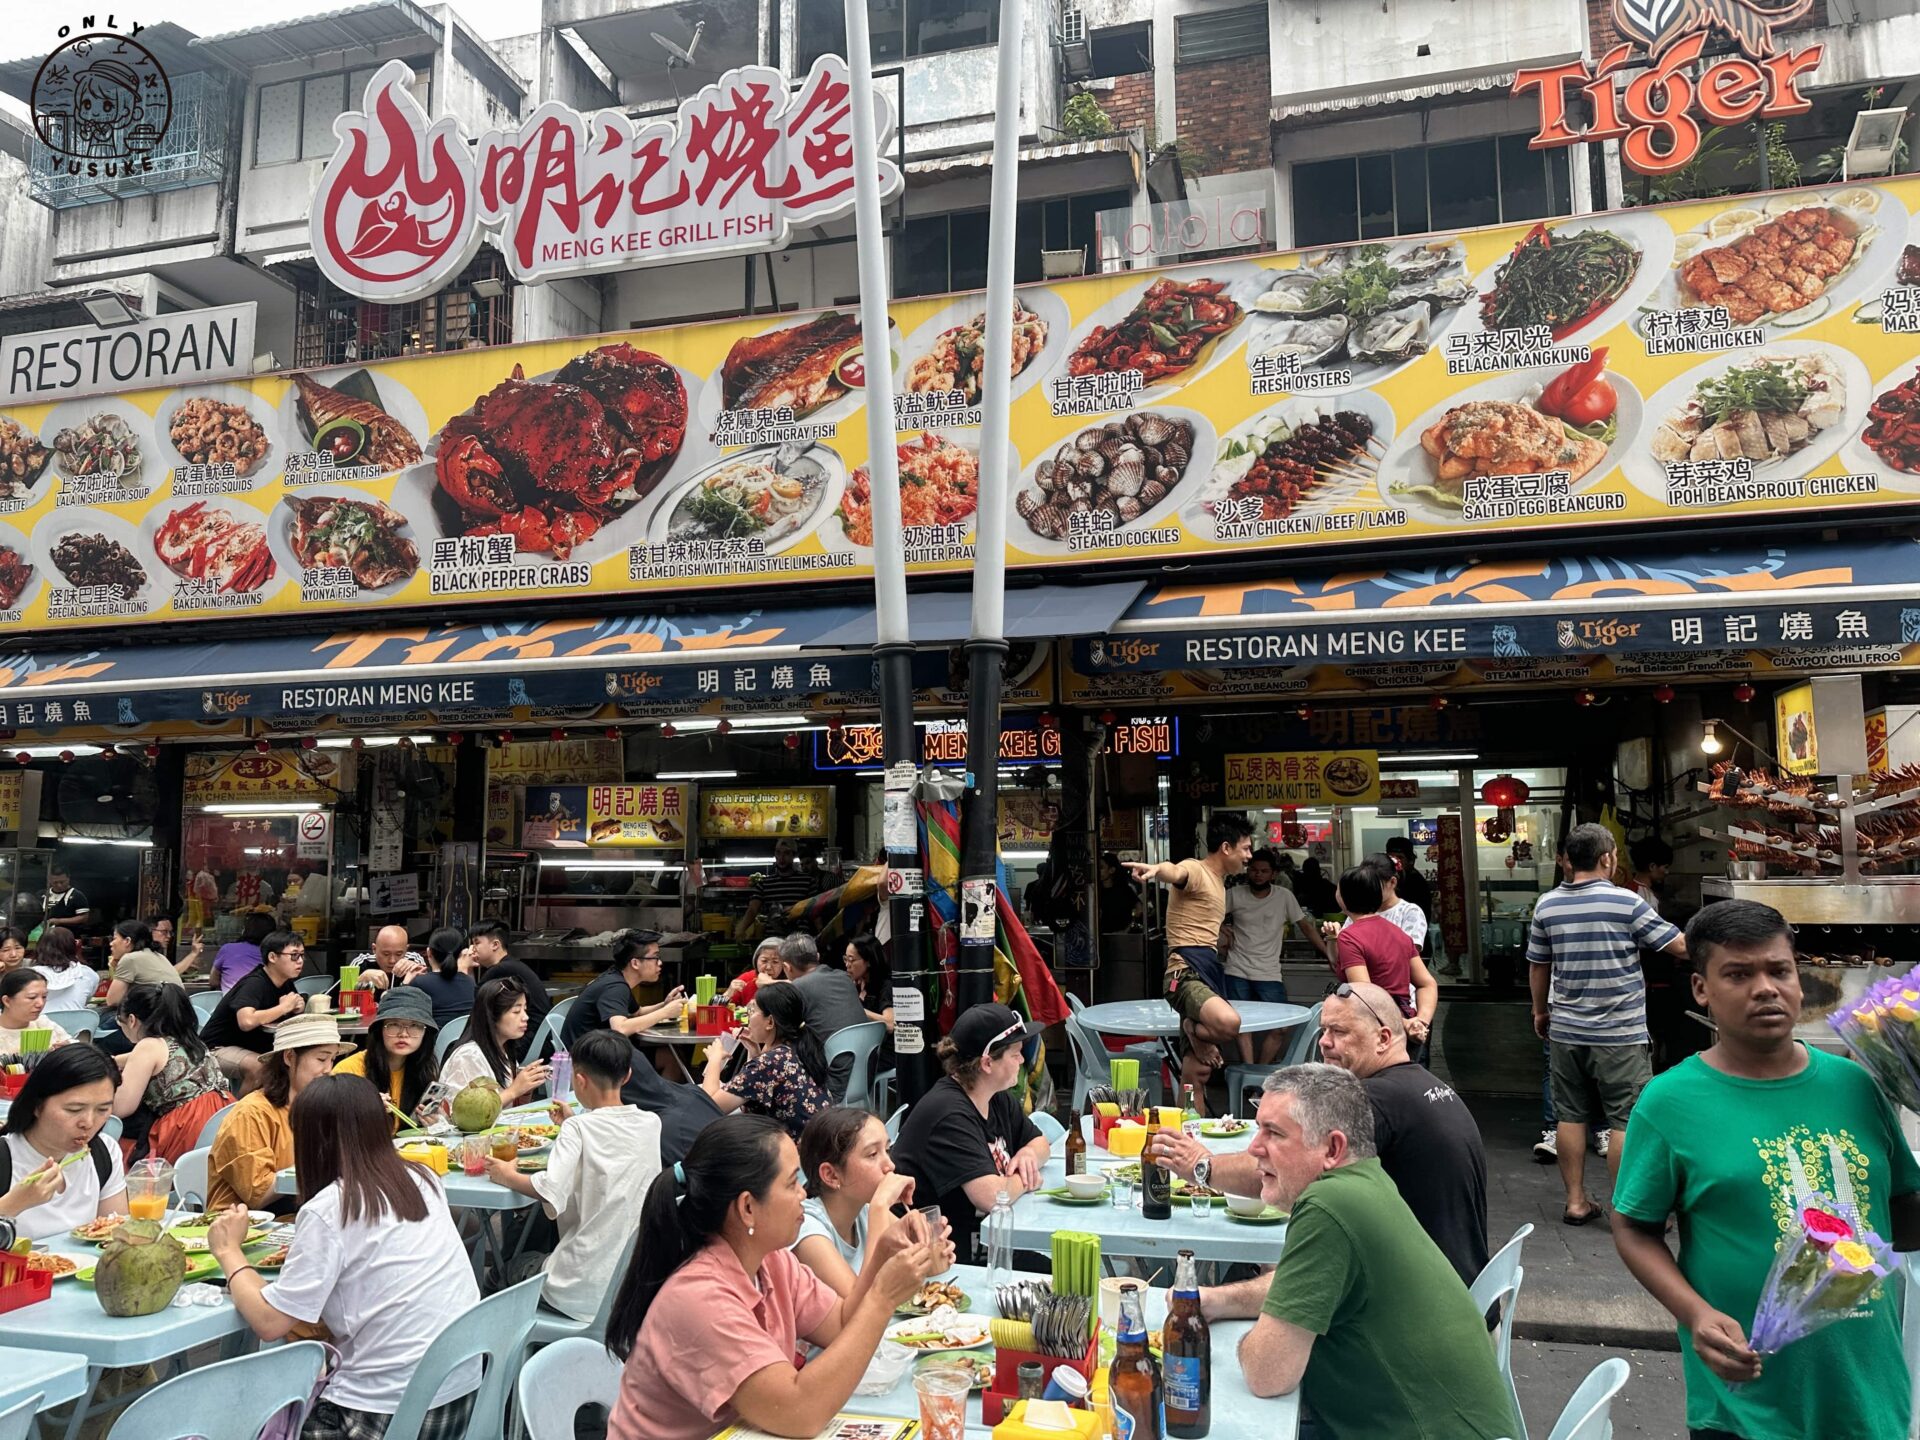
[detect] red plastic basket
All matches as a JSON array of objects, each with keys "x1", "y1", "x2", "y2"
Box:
[
  {"x1": 0, "y1": 1250, "x2": 53, "y2": 1314},
  {"x1": 0, "y1": 1071, "x2": 26, "y2": 1101},
  {"x1": 982, "y1": 1324, "x2": 1101, "y2": 1424},
  {"x1": 694, "y1": 1004, "x2": 736, "y2": 1036}
]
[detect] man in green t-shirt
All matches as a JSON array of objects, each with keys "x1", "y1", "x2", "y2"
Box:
[
  {"x1": 1614, "y1": 899, "x2": 1920, "y2": 1440},
  {"x1": 1196, "y1": 1063, "x2": 1517, "y2": 1440}
]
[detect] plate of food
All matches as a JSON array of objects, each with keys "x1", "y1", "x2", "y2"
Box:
[
  {"x1": 31, "y1": 510, "x2": 160, "y2": 614},
  {"x1": 1184, "y1": 392, "x2": 1394, "y2": 541},
  {"x1": 821, "y1": 429, "x2": 1003, "y2": 561},
  {"x1": 698, "y1": 311, "x2": 898, "y2": 438},
  {"x1": 142, "y1": 497, "x2": 278, "y2": 598},
  {"x1": 396, "y1": 343, "x2": 704, "y2": 566},
  {"x1": 0, "y1": 538, "x2": 42, "y2": 615},
  {"x1": 265, "y1": 490, "x2": 420, "y2": 598},
  {"x1": 1102, "y1": 1162, "x2": 1142, "y2": 1185},
  {"x1": 1452, "y1": 211, "x2": 1672, "y2": 347},
  {"x1": 0, "y1": 415, "x2": 55, "y2": 512},
  {"x1": 1624, "y1": 342, "x2": 1866, "y2": 503},
  {"x1": 896, "y1": 1278, "x2": 970, "y2": 1317},
  {"x1": 1239, "y1": 238, "x2": 1471, "y2": 389},
  {"x1": 24, "y1": 1251, "x2": 82, "y2": 1280},
  {"x1": 42, "y1": 396, "x2": 155, "y2": 500},
  {"x1": 68, "y1": 1214, "x2": 130, "y2": 1244},
  {"x1": 884, "y1": 1314, "x2": 993, "y2": 1352},
  {"x1": 649, "y1": 441, "x2": 844, "y2": 555},
  {"x1": 153, "y1": 383, "x2": 281, "y2": 482},
  {"x1": 1056, "y1": 270, "x2": 1253, "y2": 400},
  {"x1": 169, "y1": 1211, "x2": 278, "y2": 1228},
  {"x1": 897, "y1": 289, "x2": 1069, "y2": 406},
  {"x1": 1011, "y1": 407, "x2": 1213, "y2": 557},
  {"x1": 1199, "y1": 1118, "x2": 1251, "y2": 1137},
  {"x1": 914, "y1": 1352, "x2": 994, "y2": 1390},
  {"x1": 1646, "y1": 185, "x2": 1904, "y2": 331},
  {"x1": 1378, "y1": 358, "x2": 1643, "y2": 525},
  {"x1": 1844, "y1": 359, "x2": 1920, "y2": 493},
  {"x1": 248, "y1": 1244, "x2": 290, "y2": 1270},
  {"x1": 280, "y1": 367, "x2": 428, "y2": 476}
]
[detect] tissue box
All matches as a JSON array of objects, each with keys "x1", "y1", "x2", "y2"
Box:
[
  {"x1": 983, "y1": 1327, "x2": 1100, "y2": 1426},
  {"x1": 1105, "y1": 1124, "x2": 1149, "y2": 1157}
]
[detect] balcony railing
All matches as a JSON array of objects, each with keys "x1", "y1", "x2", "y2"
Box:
[{"x1": 30, "y1": 69, "x2": 233, "y2": 209}]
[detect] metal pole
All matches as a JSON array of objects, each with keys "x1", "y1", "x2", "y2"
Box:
[
  {"x1": 844, "y1": 0, "x2": 933, "y2": 1104},
  {"x1": 956, "y1": 0, "x2": 1024, "y2": 1017}
]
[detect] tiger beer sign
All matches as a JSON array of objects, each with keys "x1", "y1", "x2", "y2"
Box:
[{"x1": 1514, "y1": 0, "x2": 1823, "y2": 176}]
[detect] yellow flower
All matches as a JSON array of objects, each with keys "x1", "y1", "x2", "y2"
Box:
[
  {"x1": 1893, "y1": 1004, "x2": 1920, "y2": 1025},
  {"x1": 1832, "y1": 1240, "x2": 1874, "y2": 1269}
]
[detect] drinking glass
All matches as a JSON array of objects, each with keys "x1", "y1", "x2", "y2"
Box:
[
  {"x1": 125, "y1": 1158, "x2": 174, "y2": 1221},
  {"x1": 914, "y1": 1367, "x2": 971, "y2": 1440},
  {"x1": 461, "y1": 1136, "x2": 491, "y2": 1176},
  {"x1": 1110, "y1": 1178, "x2": 1135, "y2": 1212},
  {"x1": 1189, "y1": 1192, "x2": 1214, "y2": 1223}
]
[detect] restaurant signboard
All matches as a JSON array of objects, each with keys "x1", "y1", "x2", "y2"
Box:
[
  {"x1": 521, "y1": 782, "x2": 689, "y2": 847},
  {"x1": 2, "y1": 178, "x2": 1917, "y2": 635},
  {"x1": 3, "y1": 304, "x2": 257, "y2": 406},
  {"x1": 1224, "y1": 751, "x2": 1383, "y2": 807},
  {"x1": 700, "y1": 786, "x2": 831, "y2": 838}
]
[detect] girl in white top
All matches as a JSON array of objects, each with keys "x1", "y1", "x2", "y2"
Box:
[
  {"x1": 31, "y1": 925, "x2": 99, "y2": 1013},
  {"x1": 211, "y1": 1075, "x2": 483, "y2": 1431},
  {"x1": 0, "y1": 971, "x2": 72, "y2": 1052},
  {"x1": 791, "y1": 1106, "x2": 914, "y2": 1298},
  {"x1": 437, "y1": 975, "x2": 550, "y2": 1104},
  {"x1": 0, "y1": 1044, "x2": 128, "y2": 1241}
]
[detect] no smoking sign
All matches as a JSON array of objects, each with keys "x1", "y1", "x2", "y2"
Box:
[{"x1": 296, "y1": 809, "x2": 332, "y2": 860}]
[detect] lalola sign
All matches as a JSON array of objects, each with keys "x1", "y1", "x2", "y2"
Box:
[
  {"x1": 313, "y1": 58, "x2": 900, "y2": 303},
  {"x1": 1513, "y1": 0, "x2": 1823, "y2": 176}
]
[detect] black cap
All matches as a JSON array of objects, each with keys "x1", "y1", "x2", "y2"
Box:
[{"x1": 950, "y1": 1002, "x2": 1044, "y2": 1061}]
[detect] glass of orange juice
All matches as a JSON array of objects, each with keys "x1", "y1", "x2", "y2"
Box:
[{"x1": 125, "y1": 1157, "x2": 175, "y2": 1220}]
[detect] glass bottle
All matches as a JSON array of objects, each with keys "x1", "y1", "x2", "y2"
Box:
[
  {"x1": 1108, "y1": 1282, "x2": 1163, "y2": 1440},
  {"x1": 1065, "y1": 1097, "x2": 1088, "y2": 1177},
  {"x1": 1163, "y1": 1250, "x2": 1210, "y2": 1438},
  {"x1": 1141, "y1": 1127, "x2": 1172, "y2": 1220}
]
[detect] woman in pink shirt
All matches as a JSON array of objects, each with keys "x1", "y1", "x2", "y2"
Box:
[{"x1": 606, "y1": 1113, "x2": 953, "y2": 1440}]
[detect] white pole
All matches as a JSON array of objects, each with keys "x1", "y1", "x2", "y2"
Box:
[
  {"x1": 842, "y1": 0, "x2": 909, "y2": 647},
  {"x1": 969, "y1": 0, "x2": 1024, "y2": 646}
]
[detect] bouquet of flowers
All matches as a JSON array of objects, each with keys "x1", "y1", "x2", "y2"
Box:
[
  {"x1": 1827, "y1": 977, "x2": 1920, "y2": 1114},
  {"x1": 1745, "y1": 1196, "x2": 1894, "y2": 1367}
]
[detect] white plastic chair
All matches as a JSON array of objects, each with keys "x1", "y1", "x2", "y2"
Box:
[
  {"x1": 293, "y1": 977, "x2": 332, "y2": 996},
  {"x1": 516, "y1": 1337, "x2": 622, "y2": 1440},
  {"x1": 386, "y1": 1275, "x2": 544, "y2": 1440},
  {"x1": 884, "y1": 1105, "x2": 907, "y2": 1142},
  {"x1": 526, "y1": 997, "x2": 574, "y2": 1060},
  {"x1": 174, "y1": 1146, "x2": 211, "y2": 1210},
  {"x1": 525, "y1": 1225, "x2": 637, "y2": 1347},
  {"x1": 0, "y1": 1392, "x2": 42, "y2": 1440},
  {"x1": 1471, "y1": 1220, "x2": 1534, "y2": 1435},
  {"x1": 1063, "y1": 1005, "x2": 1162, "y2": 1112},
  {"x1": 436, "y1": 1015, "x2": 469, "y2": 1060},
  {"x1": 45, "y1": 1009, "x2": 101, "y2": 1039},
  {"x1": 1224, "y1": 1002, "x2": 1325, "y2": 1117},
  {"x1": 1543, "y1": 1356, "x2": 1631, "y2": 1440},
  {"x1": 824, "y1": 1020, "x2": 887, "y2": 1112}
]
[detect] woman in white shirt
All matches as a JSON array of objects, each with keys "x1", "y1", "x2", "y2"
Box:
[
  {"x1": 0, "y1": 1044, "x2": 127, "y2": 1241},
  {"x1": 792, "y1": 1106, "x2": 915, "y2": 1298},
  {"x1": 438, "y1": 976, "x2": 550, "y2": 1103},
  {"x1": 0, "y1": 970, "x2": 72, "y2": 1051},
  {"x1": 31, "y1": 925, "x2": 99, "y2": 1014},
  {"x1": 210, "y1": 1075, "x2": 482, "y2": 1440}
]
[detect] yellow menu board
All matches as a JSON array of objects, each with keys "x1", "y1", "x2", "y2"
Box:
[
  {"x1": 700, "y1": 787, "x2": 831, "y2": 839},
  {"x1": 521, "y1": 782, "x2": 689, "y2": 847},
  {"x1": 3, "y1": 178, "x2": 1918, "y2": 634},
  {"x1": 1224, "y1": 751, "x2": 1382, "y2": 806}
]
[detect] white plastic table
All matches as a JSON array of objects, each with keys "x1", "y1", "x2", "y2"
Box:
[
  {"x1": 8, "y1": 1255, "x2": 256, "y2": 1440},
  {"x1": 858, "y1": 1264, "x2": 1298, "y2": 1439},
  {"x1": 0, "y1": 1346, "x2": 88, "y2": 1418}
]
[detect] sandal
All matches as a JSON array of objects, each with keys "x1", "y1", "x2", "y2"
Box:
[{"x1": 1563, "y1": 1200, "x2": 1606, "y2": 1226}]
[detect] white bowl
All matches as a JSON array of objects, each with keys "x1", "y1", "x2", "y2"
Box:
[
  {"x1": 1226, "y1": 1193, "x2": 1269, "y2": 1217},
  {"x1": 1063, "y1": 1172, "x2": 1107, "y2": 1199}
]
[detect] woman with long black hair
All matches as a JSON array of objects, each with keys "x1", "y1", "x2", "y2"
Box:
[
  {"x1": 841, "y1": 933, "x2": 893, "y2": 1033},
  {"x1": 405, "y1": 926, "x2": 475, "y2": 1028},
  {"x1": 32, "y1": 924, "x2": 97, "y2": 1013},
  {"x1": 605, "y1": 1113, "x2": 949, "y2": 1440},
  {"x1": 699, "y1": 981, "x2": 829, "y2": 1140},
  {"x1": 333, "y1": 985, "x2": 440, "y2": 1131},
  {"x1": 438, "y1": 975, "x2": 550, "y2": 1103},
  {"x1": 112, "y1": 983, "x2": 232, "y2": 1161}
]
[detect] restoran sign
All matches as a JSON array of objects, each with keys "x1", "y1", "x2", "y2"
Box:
[
  {"x1": 1514, "y1": 0, "x2": 1822, "y2": 175},
  {"x1": 3, "y1": 303, "x2": 256, "y2": 405},
  {"x1": 313, "y1": 57, "x2": 900, "y2": 303}
]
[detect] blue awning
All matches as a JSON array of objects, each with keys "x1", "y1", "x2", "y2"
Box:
[{"x1": 1072, "y1": 540, "x2": 1920, "y2": 673}]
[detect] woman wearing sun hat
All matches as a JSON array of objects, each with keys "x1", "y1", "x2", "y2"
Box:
[
  {"x1": 207, "y1": 1011, "x2": 347, "y2": 1213},
  {"x1": 334, "y1": 985, "x2": 440, "y2": 1132}
]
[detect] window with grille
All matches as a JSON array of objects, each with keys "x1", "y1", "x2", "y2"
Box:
[
  {"x1": 1174, "y1": 5, "x2": 1266, "y2": 64},
  {"x1": 293, "y1": 253, "x2": 513, "y2": 368}
]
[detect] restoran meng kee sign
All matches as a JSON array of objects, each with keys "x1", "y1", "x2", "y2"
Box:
[{"x1": 312, "y1": 57, "x2": 900, "y2": 304}]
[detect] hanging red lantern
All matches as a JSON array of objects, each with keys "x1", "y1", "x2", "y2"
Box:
[
  {"x1": 350, "y1": 736, "x2": 366, "y2": 752},
  {"x1": 1296, "y1": 704, "x2": 1314, "y2": 720},
  {"x1": 143, "y1": 744, "x2": 160, "y2": 760},
  {"x1": 715, "y1": 719, "x2": 732, "y2": 735},
  {"x1": 604, "y1": 727, "x2": 619, "y2": 741},
  {"x1": 1653, "y1": 684, "x2": 1675, "y2": 705},
  {"x1": 547, "y1": 728, "x2": 563, "y2": 742},
  {"x1": 1430, "y1": 694, "x2": 1449, "y2": 711},
  {"x1": 783, "y1": 732, "x2": 801, "y2": 751},
  {"x1": 660, "y1": 723, "x2": 677, "y2": 738},
  {"x1": 496, "y1": 732, "x2": 513, "y2": 746},
  {"x1": 253, "y1": 738, "x2": 271, "y2": 755},
  {"x1": 1574, "y1": 689, "x2": 1596, "y2": 707},
  {"x1": 1479, "y1": 773, "x2": 1531, "y2": 808},
  {"x1": 826, "y1": 716, "x2": 844, "y2": 733},
  {"x1": 1733, "y1": 681, "x2": 1756, "y2": 703},
  {"x1": 14, "y1": 752, "x2": 29, "y2": 766},
  {"x1": 300, "y1": 736, "x2": 317, "y2": 750},
  {"x1": 1098, "y1": 709, "x2": 1118, "y2": 726},
  {"x1": 58, "y1": 749, "x2": 74, "y2": 764},
  {"x1": 446, "y1": 732, "x2": 464, "y2": 747}
]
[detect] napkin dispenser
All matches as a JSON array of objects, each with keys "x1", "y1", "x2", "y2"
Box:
[{"x1": 992, "y1": 1400, "x2": 1101, "y2": 1440}]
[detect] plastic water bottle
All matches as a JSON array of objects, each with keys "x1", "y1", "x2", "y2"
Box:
[
  {"x1": 549, "y1": 1050, "x2": 573, "y2": 1104},
  {"x1": 985, "y1": 1187, "x2": 1015, "y2": 1288}
]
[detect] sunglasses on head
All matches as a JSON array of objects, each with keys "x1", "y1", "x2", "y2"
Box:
[
  {"x1": 1335, "y1": 983, "x2": 1394, "y2": 1033},
  {"x1": 983, "y1": 1019, "x2": 1026, "y2": 1055}
]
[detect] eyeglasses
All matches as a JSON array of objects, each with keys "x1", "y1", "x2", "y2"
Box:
[
  {"x1": 382, "y1": 1022, "x2": 426, "y2": 1038},
  {"x1": 1335, "y1": 983, "x2": 1394, "y2": 1033}
]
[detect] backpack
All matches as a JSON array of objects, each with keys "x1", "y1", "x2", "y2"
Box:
[{"x1": 0, "y1": 1132, "x2": 112, "y2": 1188}]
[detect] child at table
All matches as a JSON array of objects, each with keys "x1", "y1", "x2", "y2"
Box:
[{"x1": 486, "y1": 1028, "x2": 660, "y2": 1321}]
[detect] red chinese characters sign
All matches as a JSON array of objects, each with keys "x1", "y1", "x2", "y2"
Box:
[
  {"x1": 313, "y1": 57, "x2": 900, "y2": 304},
  {"x1": 1513, "y1": 0, "x2": 1822, "y2": 176}
]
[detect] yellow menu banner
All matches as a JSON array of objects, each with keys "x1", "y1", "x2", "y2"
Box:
[
  {"x1": 0, "y1": 771, "x2": 21, "y2": 832},
  {"x1": 700, "y1": 787, "x2": 831, "y2": 838},
  {"x1": 1225, "y1": 751, "x2": 1382, "y2": 806},
  {"x1": 2, "y1": 178, "x2": 1918, "y2": 634},
  {"x1": 183, "y1": 750, "x2": 342, "y2": 806},
  {"x1": 1775, "y1": 683, "x2": 1820, "y2": 776},
  {"x1": 520, "y1": 782, "x2": 689, "y2": 847}
]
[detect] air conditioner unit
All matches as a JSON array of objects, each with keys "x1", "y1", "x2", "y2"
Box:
[{"x1": 1060, "y1": 9, "x2": 1093, "y2": 78}]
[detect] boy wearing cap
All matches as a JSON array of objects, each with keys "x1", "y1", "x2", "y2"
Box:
[
  {"x1": 206, "y1": 1011, "x2": 344, "y2": 1213},
  {"x1": 892, "y1": 1003, "x2": 1049, "y2": 1261}
]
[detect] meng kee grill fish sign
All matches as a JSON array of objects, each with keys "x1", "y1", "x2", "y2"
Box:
[
  {"x1": 1513, "y1": 0, "x2": 1823, "y2": 176},
  {"x1": 312, "y1": 57, "x2": 901, "y2": 304}
]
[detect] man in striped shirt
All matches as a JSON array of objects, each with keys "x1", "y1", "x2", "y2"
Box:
[{"x1": 1528, "y1": 822, "x2": 1686, "y2": 1225}]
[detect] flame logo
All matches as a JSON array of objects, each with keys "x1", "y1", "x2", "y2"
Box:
[
  {"x1": 1611, "y1": 0, "x2": 1812, "y2": 59},
  {"x1": 312, "y1": 61, "x2": 479, "y2": 304}
]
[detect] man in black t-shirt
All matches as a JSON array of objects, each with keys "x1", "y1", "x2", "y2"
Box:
[
  {"x1": 1318, "y1": 981, "x2": 1488, "y2": 1286},
  {"x1": 200, "y1": 930, "x2": 308, "y2": 1093},
  {"x1": 467, "y1": 919, "x2": 551, "y2": 1051}
]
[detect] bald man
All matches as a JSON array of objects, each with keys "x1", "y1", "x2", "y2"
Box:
[
  {"x1": 353, "y1": 924, "x2": 426, "y2": 991},
  {"x1": 1150, "y1": 982, "x2": 1489, "y2": 1286}
]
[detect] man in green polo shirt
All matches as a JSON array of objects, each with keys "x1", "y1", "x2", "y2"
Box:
[
  {"x1": 1197, "y1": 1063, "x2": 1516, "y2": 1440},
  {"x1": 1614, "y1": 899, "x2": 1920, "y2": 1440}
]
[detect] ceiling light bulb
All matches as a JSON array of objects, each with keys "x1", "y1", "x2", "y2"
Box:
[{"x1": 1701, "y1": 720, "x2": 1723, "y2": 756}]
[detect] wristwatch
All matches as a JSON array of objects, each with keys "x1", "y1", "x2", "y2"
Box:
[{"x1": 1193, "y1": 1157, "x2": 1211, "y2": 1188}]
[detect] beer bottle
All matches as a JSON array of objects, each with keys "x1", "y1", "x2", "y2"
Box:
[
  {"x1": 1108, "y1": 1282, "x2": 1163, "y2": 1440},
  {"x1": 1163, "y1": 1250, "x2": 1211, "y2": 1438},
  {"x1": 1141, "y1": 1126, "x2": 1172, "y2": 1220},
  {"x1": 1065, "y1": 1097, "x2": 1088, "y2": 1178}
]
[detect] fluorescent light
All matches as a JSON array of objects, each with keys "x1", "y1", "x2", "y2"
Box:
[
  {"x1": 1380, "y1": 752, "x2": 1479, "y2": 764},
  {"x1": 315, "y1": 735, "x2": 435, "y2": 748},
  {"x1": 203, "y1": 802, "x2": 322, "y2": 815},
  {"x1": 64, "y1": 835, "x2": 153, "y2": 848},
  {"x1": 536, "y1": 856, "x2": 678, "y2": 871},
  {"x1": 674, "y1": 713, "x2": 809, "y2": 732},
  {"x1": 1003, "y1": 850, "x2": 1051, "y2": 861},
  {"x1": 9, "y1": 746, "x2": 82, "y2": 759},
  {"x1": 724, "y1": 854, "x2": 775, "y2": 864},
  {"x1": 657, "y1": 769, "x2": 740, "y2": 780}
]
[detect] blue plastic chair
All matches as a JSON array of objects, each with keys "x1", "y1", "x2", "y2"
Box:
[
  {"x1": 0, "y1": 1392, "x2": 42, "y2": 1440},
  {"x1": 191, "y1": 991, "x2": 223, "y2": 1023},
  {"x1": 46, "y1": 1009, "x2": 101, "y2": 1039},
  {"x1": 525, "y1": 1224, "x2": 637, "y2": 1347},
  {"x1": 294, "y1": 976, "x2": 333, "y2": 996},
  {"x1": 884, "y1": 1105, "x2": 907, "y2": 1143},
  {"x1": 101, "y1": 1115, "x2": 122, "y2": 1142},
  {"x1": 174, "y1": 1146, "x2": 211, "y2": 1211},
  {"x1": 1031, "y1": 1111, "x2": 1066, "y2": 1145},
  {"x1": 516, "y1": 1338, "x2": 621, "y2": 1440},
  {"x1": 1542, "y1": 1356, "x2": 1631, "y2": 1440},
  {"x1": 436, "y1": 1015, "x2": 469, "y2": 1061},
  {"x1": 824, "y1": 1021, "x2": 887, "y2": 1112},
  {"x1": 195, "y1": 1101, "x2": 236, "y2": 1151},
  {"x1": 1223, "y1": 1001, "x2": 1325, "y2": 1118},
  {"x1": 385, "y1": 1274, "x2": 544, "y2": 1440},
  {"x1": 526, "y1": 998, "x2": 574, "y2": 1061},
  {"x1": 101, "y1": 1341, "x2": 328, "y2": 1440},
  {"x1": 1472, "y1": 1254, "x2": 1529, "y2": 1440},
  {"x1": 1063, "y1": 994, "x2": 1162, "y2": 1109}
]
